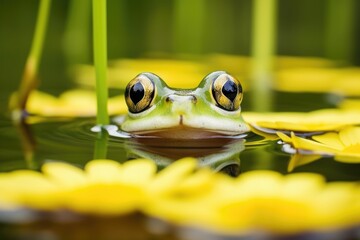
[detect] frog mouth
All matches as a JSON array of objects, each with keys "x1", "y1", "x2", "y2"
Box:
[
  {"x1": 131, "y1": 126, "x2": 242, "y2": 139},
  {"x1": 119, "y1": 113, "x2": 249, "y2": 138},
  {"x1": 128, "y1": 123, "x2": 248, "y2": 139}
]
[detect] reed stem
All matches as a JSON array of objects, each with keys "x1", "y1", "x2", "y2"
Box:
[
  {"x1": 92, "y1": 0, "x2": 109, "y2": 125},
  {"x1": 16, "y1": 122, "x2": 36, "y2": 169},
  {"x1": 93, "y1": 129, "x2": 108, "y2": 159},
  {"x1": 324, "y1": 0, "x2": 355, "y2": 64},
  {"x1": 63, "y1": 0, "x2": 91, "y2": 65},
  {"x1": 251, "y1": 0, "x2": 277, "y2": 112},
  {"x1": 13, "y1": 0, "x2": 51, "y2": 114},
  {"x1": 173, "y1": 0, "x2": 206, "y2": 54}
]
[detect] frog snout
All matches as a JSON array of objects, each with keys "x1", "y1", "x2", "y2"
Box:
[
  {"x1": 166, "y1": 94, "x2": 197, "y2": 104},
  {"x1": 166, "y1": 94, "x2": 197, "y2": 116}
]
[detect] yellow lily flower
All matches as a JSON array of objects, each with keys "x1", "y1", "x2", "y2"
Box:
[
  {"x1": 243, "y1": 109, "x2": 360, "y2": 133},
  {"x1": 338, "y1": 99, "x2": 360, "y2": 110},
  {"x1": 12, "y1": 90, "x2": 127, "y2": 118},
  {"x1": 0, "y1": 158, "x2": 359, "y2": 235},
  {"x1": 98, "y1": 55, "x2": 334, "y2": 95},
  {"x1": 0, "y1": 159, "x2": 156, "y2": 215},
  {"x1": 144, "y1": 170, "x2": 360, "y2": 234},
  {"x1": 73, "y1": 58, "x2": 209, "y2": 89},
  {"x1": 276, "y1": 67, "x2": 360, "y2": 96},
  {"x1": 277, "y1": 126, "x2": 360, "y2": 163}
]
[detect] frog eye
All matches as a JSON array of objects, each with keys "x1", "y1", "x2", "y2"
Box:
[
  {"x1": 211, "y1": 73, "x2": 242, "y2": 111},
  {"x1": 125, "y1": 74, "x2": 156, "y2": 113}
]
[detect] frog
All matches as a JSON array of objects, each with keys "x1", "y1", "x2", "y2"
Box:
[{"x1": 120, "y1": 71, "x2": 249, "y2": 139}]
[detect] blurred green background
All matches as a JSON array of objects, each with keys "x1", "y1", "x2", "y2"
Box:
[{"x1": 1, "y1": 0, "x2": 359, "y2": 110}]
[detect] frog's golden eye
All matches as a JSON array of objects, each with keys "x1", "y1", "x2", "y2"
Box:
[
  {"x1": 125, "y1": 74, "x2": 156, "y2": 113},
  {"x1": 211, "y1": 73, "x2": 242, "y2": 111}
]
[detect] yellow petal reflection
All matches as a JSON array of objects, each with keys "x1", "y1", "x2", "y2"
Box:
[{"x1": 287, "y1": 154, "x2": 322, "y2": 172}]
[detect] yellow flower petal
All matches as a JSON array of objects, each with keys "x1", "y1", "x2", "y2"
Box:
[
  {"x1": 42, "y1": 162, "x2": 87, "y2": 188},
  {"x1": 312, "y1": 132, "x2": 344, "y2": 150},
  {"x1": 26, "y1": 91, "x2": 61, "y2": 116},
  {"x1": 338, "y1": 126, "x2": 360, "y2": 147},
  {"x1": 63, "y1": 183, "x2": 144, "y2": 215},
  {"x1": 60, "y1": 90, "x2": 97, "y2": 107},
  {"x1": 73, "y1": 55, "x2": 336, "y2": 92},
  {"x1": 74, "y1": 58, "x2": 208, "y2": 89},
  {"x1": 277, "y1": 132, "x2": 292, "y2": 142},
  {"x1": 234, "y1": 171, "x2": 283, "y2": 198},
  {"x1": 170, "y1": 168, "x2": 215, "y2": 197},
  {"x1": 313, "y1": 183, "x2": 360, "y2": 228},
  {"x1": 335, "y1": 154, "x2": 360, "y2": 163},
  {"x1": 0, "y1": 171, "x2": 58, "y2": 209},
  {"x1": 280, "y1": 173, "x2": 325, "y2": 199},
  {"x1": 276, "y1": 68, "x2": 339, "y2": 93},
  {"x1": 279, "y1": 127, "x2": 360, "y2": 163},
  {"x1": 24, "y1": 90, "x2": 127, "y2": 117},
  {"x1": 290, "y1": 132, "x2": 338, "y2": 154},
  {"x1": 276, "y1": 67, "x2": 360, "y2": 96},
  {"x1": 338, "y1": 99, "x2": 360, "y2": 110},
  {"x1": 148, "y1": 158, "x2": 197, "y2": 195},
  {"x1": 0, "y1": 171, "x2": 55, "y2": 195},
  {"x1": 108, "y1": 95, "x2": 127, "y2": 115},
  {"x1": 85, "y1": 159, "x2": 122, "y2": 183},
  {"x1": 244, "y1": 110, "x2": 360, "y2": 132},
  {"x1": 0, "y1": 158, "x2": 359, "y2": 235},
  {"x1": 120, "y1": 159, "x2": 157, "y2": 186}
]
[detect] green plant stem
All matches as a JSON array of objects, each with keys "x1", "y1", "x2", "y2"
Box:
[
  {"x1": 16, "y1": 121, "x2": 36, "y2": 169},
  {"x1": 251, "y1": 0, "x2": 277, "y2": 112},
  {"x1": 173, "y1": 0, "x2": 206, "y2": 54},
  {"x1": 14, "y1": 0, "x2": 51, "y2": 113},
  {"x1": 63, "y1": 0, "x2": 91, "y2": 66},
  {"x1": 93, "y1": 129, "x2": 108, "y2": 159},
  {"x1": 92, "y1": 0, "x2": 109, "y2": 125},
  {"x1": 324, "y1": 0, "x2": 355, "y2": 64}
]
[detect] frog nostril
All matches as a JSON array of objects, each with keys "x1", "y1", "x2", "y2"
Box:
[
  {"x1": 166, "y1": 96, "x2": 174, "y2": 103},
  {"x1": 190, "y1": 95, "x2": 197, "y2": 103},
  {"x1": 166, "y1": 94, "x2": 197, "y2": 103}
]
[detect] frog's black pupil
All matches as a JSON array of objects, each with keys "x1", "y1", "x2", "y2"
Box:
[
  {"x1": 222, "y1": 80, "x2": 237, "y2": 101},
  {"x1": 130, "y1": 82, "x2": 144, "y2": 104}
]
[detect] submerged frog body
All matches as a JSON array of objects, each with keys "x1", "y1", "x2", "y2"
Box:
[{"x1": 121, "y1": 71, "x2": 249, "y2": 138}]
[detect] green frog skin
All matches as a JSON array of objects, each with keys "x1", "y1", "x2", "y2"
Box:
[{"x1": 121, "y1": 71, "x2": 249, "y2": 139}]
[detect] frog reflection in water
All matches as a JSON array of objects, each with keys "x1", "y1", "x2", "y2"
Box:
[{"x1": 121, "y1": 71, "x2": 249, "y2": 139}]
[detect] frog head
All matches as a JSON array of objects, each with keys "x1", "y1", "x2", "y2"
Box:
[{"x1": 120, "y1": 71, "x2": 249, "y2": 138}]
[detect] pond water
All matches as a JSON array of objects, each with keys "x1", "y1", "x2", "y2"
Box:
[
  {"x1": 0, "y1": 88, "x2": 359, "y2": 239},
  {"x1": 0, "y1": 112, "x2": 359, "y2": 181},
  {"x1": 1, "y1": 90, "x2": 358, "y2": 176}
]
